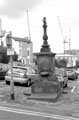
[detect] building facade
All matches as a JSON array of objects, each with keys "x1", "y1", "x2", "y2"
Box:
[
  {"x1": 55, "y1": 53, "x2": 77, "y2": 67},
  {"x1": 65, "y1": 49, "x2": 79, "y2": 56},
  {"x1": 19, "y1": 40, "x2": 33, "y2": 65}
]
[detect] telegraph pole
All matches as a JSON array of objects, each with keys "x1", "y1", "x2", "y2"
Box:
[
  {"x1": 10, "y1": 53, "x2": 14, "y2": 100},
  {"x1": 6, "y1": 31, "x2": 15, "y2": 100}
]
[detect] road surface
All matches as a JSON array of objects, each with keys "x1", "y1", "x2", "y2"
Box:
[{"x1": 0, "y1": 106, "x2": 78, "y2": 120}]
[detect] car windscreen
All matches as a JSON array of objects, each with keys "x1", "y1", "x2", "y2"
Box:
[
  {"x1": 13, "y1": 67, "x2": 27, "y2": 73},
  {"x1": 66, "y1": 67, "x2": 74, "y2": 71}
]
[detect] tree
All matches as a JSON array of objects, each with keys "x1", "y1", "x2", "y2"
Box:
[
  {"x1": 0, "y1": 46, "x2": 9, "y2": 63},
  {"x1": 76, "y1": 60, "x2": 79, "y2": 68},
  {"x1": 55, "y1": 59, "x2": 60, "y2": 68},
  {"x1": 2, "y1": 52, "x2": 9, "y2": 63},
  {"x1": 55, "y1": 58, "x2": 68, "y2": 68},
  {"x1": 0, "y1": 46, "x2": 18, "y2": 64},
  {"x1": 60, "y1": 59, "x2": 68, "y2": 68},
  {"x1": 12, "y1": 52, "x2": 18, "y2": 61}
]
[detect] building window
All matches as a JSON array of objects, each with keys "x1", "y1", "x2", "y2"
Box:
[
  {"x1": 19, "y1": 50, "x2": 22, "y2": 55},
  {"x1": 27, "y1": 50, "x2": 30, "y2": 56}
]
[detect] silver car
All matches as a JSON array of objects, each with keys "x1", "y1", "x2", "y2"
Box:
[
  {"x1": 66, "y1": 67, "x2": 78, "y2": 80},
  {"x1": 55, "y1": 67, "x2": 68, "y2": 88},
  {"x1": 5, "y1": 66, "x2": 36, "y2": 86}
]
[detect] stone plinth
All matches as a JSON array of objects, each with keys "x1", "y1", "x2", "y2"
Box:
[
  {"x1": 27, "y1": 73, "x2": 62, "y2": 102},
  {"x1": 32, "y1": 80, "x2": 60, "y2": 94}
]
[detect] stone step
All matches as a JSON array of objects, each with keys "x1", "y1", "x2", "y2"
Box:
[{"x1": 26, "y1": 93, "x2": 60, "y2": 102}]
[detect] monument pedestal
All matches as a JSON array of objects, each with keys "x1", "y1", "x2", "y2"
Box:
[
  {"x1": 27, "y1": 79, "x2": 63, "y2": 102},
  {"x1": 27, "y1": 93, "x2": 61, "y2": 102}
]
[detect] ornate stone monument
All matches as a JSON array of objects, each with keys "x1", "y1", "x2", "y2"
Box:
[{"x1": 28, "y1": 17, "x2": 62, "y2": 102}]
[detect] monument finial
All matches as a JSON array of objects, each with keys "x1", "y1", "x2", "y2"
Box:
[
  {"x1": 43, "y1": 17, "x2": 48, "y2": 44},
  {"x1": 40, "y1": 17, "x2": 51, "y2": 52}
]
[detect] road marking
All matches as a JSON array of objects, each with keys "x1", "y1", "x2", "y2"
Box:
[
  {"x1": 0, "y1": 106, "x2": 78, "y2": 120},
  {"x1": 71, "y1": 86, "x2": 76, "y2": 92}
]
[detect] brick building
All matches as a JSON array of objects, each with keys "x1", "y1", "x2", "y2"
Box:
[
  {"x1": 19, "y1": 40, "x2": 33, "y2": 65},
  {"x1": 65, "y1": 49, "x2": 79, "y2": 59},
  {"x1": 13, "y1": 37, "x2": 33, "y2": 65}
]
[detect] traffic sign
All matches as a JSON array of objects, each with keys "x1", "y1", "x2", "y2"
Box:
[{"x1": 7, "y1": 48, "x2": 14, "y2": 55}]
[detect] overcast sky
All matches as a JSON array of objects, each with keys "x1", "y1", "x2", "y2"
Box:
[{"x1": 0, "y1": 0, "x2": 79, "y2": 54}]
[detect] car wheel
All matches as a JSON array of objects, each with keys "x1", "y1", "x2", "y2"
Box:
[
  {"x1": 6, "y1": 81, "x2": 10, "y2": 85},
  {"x1": 73, "y1": 76, "x2": 76, "y2": 80},
  {"x1": 76, "y1": 75, "x2": 78, "y2": 79},
  {"x1": 27, "y1": 79, "x2": 31, "y2": 87},
  {"x1": 64, "y1": 83, "x2": 67, "y2": 88}
]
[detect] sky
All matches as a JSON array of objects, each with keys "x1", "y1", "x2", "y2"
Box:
[{"x1": 0, "y1": 0, "x2": 79, "y2": 54}]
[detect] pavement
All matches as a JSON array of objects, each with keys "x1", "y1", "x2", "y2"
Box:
[{"x1": 0, "y1": 80, "x2": 79, "y2": 119}]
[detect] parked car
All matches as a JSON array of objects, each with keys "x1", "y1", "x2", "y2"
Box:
[
  {"x1": 0, "y1": 63, "x2": 8, "y2": 80},
  {"x1": 0, "y1": 67, "x2": 8, "y2": 80},
  {"x1": 55, "y1": 67, "x2": 68, "y2": 88},
  {"x1": 66, "y1": 67, "x2": 78, "y2": 80},
  {"x1": 5, "y1": 66, "x2": 36, "y2": 86},
  {"x1": 75, "y1": 68, "x2": 79, "y2": 75}
]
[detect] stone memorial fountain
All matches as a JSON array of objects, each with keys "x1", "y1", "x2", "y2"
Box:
[{"x1": 28, "y1": 17, "x2": 62, "y2": 102}]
